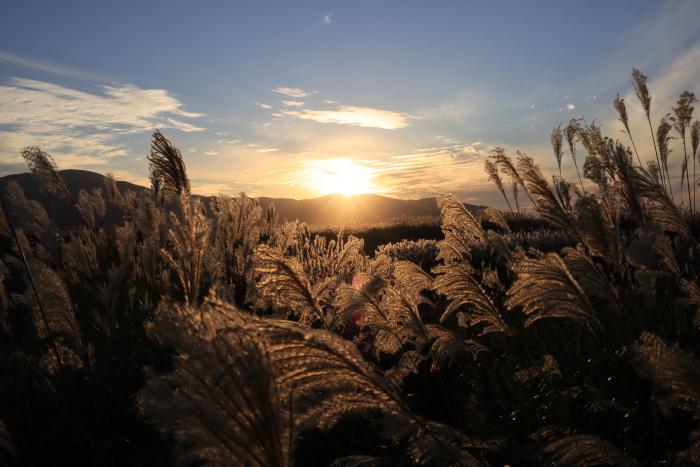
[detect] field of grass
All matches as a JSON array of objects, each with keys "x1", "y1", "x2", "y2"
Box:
[{"x1": 1, "y1": 69, "x2": 700, "y2": 466}]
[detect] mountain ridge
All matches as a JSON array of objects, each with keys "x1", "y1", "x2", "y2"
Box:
[{"x1": 0, "y1": 169, "x2": 484, "y2": 226}]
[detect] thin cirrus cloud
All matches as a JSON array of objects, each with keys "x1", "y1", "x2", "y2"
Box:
[
  {"x1": 371, "y1": 139, "x2": 493, "y2": 199},
  {"x1": 281, "y1": 106, "x2": 411, "y2": 130},
  {"x1": 271, "y1": 87, "x2": 311, "y2": 98},
  {"x1": 281, "y1": 100, "x2": 305, "y2": 107},
  {"x1": 0, "y1": 49, "x2": 108, "y2": 82},
  {"x1": 0, "y1": 77, "x2": 204, "y2": 167}
]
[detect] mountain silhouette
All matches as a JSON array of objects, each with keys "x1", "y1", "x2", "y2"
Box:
[{"x1": 0, "y1": 169, "x2": 483, "y2": 226}]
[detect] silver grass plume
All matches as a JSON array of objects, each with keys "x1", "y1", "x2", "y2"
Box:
[
  {"x1": 484, "y1": 159, "x2": 512, "y2": 212},
  {"x1": 516, "y1": 155, "x2": 579, "y2": 238},
  {"x1": 433, "y1": 261, "x2": 512, "y2": 337},
  {"x1": 381, "y1": 261, "x2": 434, "y2": 341},
  {"x1": 574, "y1": 195, "x2": 620, "y2": 263},
  {"x1": 551, "y1": 126, "x2": 563, "y2": 177},
  {"x1": 633, "y1": 68, "x2": 669, "y2": 194},
  {"x1": 564, "y1": 119, "x2": 585, "y2": 191},
  {"x1": 21, "y1": 146, "x2": 70, "y2": 199},
  {"x1": 632, "y1": 68, "x2": 651, "y2": 117},
  {"x1": 332, "y1": 274, "x2": 387, "y2": 331},
  {"x1": 148, "y1": 130, "x2": 191, "y2": 198},
  {"x1": 161, "y1": 200, "x2": 211, "y2": 304},
  {"x1": 634, "y1": 332, "x2": 700, "y2": 416},
  {"x1": 436, "y1": 194, "x2": 486, "y2": 263},
  {"x1": 610, "y1": 141, "x2": 645, "y2": 226},
  {"x1": 692, "y1": 120, "x2": 700, "y2": 162},
  {"x1": 672, "y1": 91, "x2": 696, "y2": 211},
  {"x1": 614, "y1": 94, "x2": 642, "y2": 166},
  {"x1": 533, "y1": 427, "x2": 637, "y2": 467},
  {"x1": 562, "y1": 246, "x2": 621, "y2": 310},
  {"x1": 657, "y1": 115, "x2": 674, "y2": 200},
  {"x1": 491, "y1": 147, "x2": 532, "y2": 206},
  {"x1": 424, "y1": 323, "x2": 486, "y2": 371},
  {"x1": 482, "y1": 207, "x2": 511, "y2": 234},
  {"x1": 141, "y1": 300, "x2": 403, "y2": 467},
  {"x1": 672, "y1": 91, "x2": 696, "y2": 140},
  {"x1": 636, "y1": 167, "x2": 690, "y2": 236},
  {"x1": 254, "y1": 244, "x2": 329, "y2": 324},
  {"x1": 613, "y1": 94, "x2": 630, "y2": 135},
  {"x1": 506, "y1": 252, "x2": 602, "y2": 335}
]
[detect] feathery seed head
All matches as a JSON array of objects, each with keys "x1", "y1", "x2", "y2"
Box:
[
  {"x1": 613, "y1": 95, "x2": 630, "y2": 132},
  {"x1": 632, "y1": 68, "x2": 651, "y2": 116},
  {"x1": 551, "y1": 126, "x2": 563, "y2": 172},
  {"x1": 657, "y1": 116, "x2": 673, "y2": 165},
  {"x1": 672, "y1": 91, "x2": 696, "y2": 138},
  {"x1": 692, "y1": 120, "x2": 700, "y2": 159},
  {"x1": 21, "y1": 146, "x2": 70, "y2": 199},
  {"x1": 564, "y1": 119, "x2": 581, "y2": 159},
  {"x1": 148, "y1": 130, "x2": 191, "y2": 198}
]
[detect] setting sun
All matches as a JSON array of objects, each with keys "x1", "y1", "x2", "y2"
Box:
[{"x1": 307, "y1": 158, "x2": 377, "y2": 196}]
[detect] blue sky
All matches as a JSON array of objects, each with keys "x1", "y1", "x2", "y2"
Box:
[{"x1": 2, "y1": 0, "x2": 700, "y2": 203}]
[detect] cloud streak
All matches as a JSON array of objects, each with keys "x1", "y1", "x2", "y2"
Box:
[
  {"x1": 281, "y1": 100, "x2": 305, "y2": 107},
  {"x1": 271, "y1": 87, "x2": 310, "y2": 98},
  {"x1": 0, "y1": 49, "x2": 108, "y2": 81},
  {"x1": 0, "y1": 77, "x2": 204, "y2": 168},
  {"x1": 281, "y1": 106, "x2": 411, "y2": 130}
]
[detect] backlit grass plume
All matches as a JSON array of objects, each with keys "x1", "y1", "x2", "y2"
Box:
[
  {"x1": 21, "y1": 146, "x2": 70, "y2": 199},
  {"x1": 148, "y1": 129, "x2": 191, "y2": 199},
  {"x1": 564, "y1": 119, "x2": 585, "y2": 191},
  {"x1": 672, "y1": 91, "x2": 697, "y2": 211},
  {"x1": 614, "y1": 94, "x2": 642, "y2": 166},
  {"x1": 141, "y1": 300, "x2": 402, "y2": 467},
  {"x1": 484, "y1": 159, "x2": 512, "y2": 212},
  {"x1": 550, "y1": 125, "x2": 563, "y2": 177}
]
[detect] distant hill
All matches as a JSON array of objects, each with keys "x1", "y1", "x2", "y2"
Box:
[
  {"x1": 257, "y1": 194, "x2": 445, "y2": 226},
  {"x1": 0, "y1": 170, "x2": 147, "y2": 227},
  {"x1": 0, "y1": 170, "x2": 484, "y2": 226}
]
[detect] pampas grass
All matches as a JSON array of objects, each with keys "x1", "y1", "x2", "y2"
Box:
[{"x1": 2, "y1": 67, "x2": 700, "y2": 465}]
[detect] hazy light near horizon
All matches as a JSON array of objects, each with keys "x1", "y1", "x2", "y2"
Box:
[{"x1": 304, "y1": 158, "x2": 378, "y2": 196}]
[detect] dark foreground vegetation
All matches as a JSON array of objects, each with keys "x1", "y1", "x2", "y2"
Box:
[{"x1": 1, "y1": 69, "x2": 700, "y2": 466}]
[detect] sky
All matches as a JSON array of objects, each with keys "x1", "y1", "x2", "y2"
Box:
[{"x1": 2, "y1": 0, "x2": 700, "y2": 205}]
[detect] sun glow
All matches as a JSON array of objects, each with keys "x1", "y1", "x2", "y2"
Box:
[{"x1": 307, "y1": 158, "x2": 377, "y2": 196}]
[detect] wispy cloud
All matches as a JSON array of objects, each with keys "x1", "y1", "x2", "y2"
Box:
[
  {"x1": 371, "y1": 139, "x2": 494, "y2": 200},
  {"x1": 256, "y1": 102, "x2": 272, "y2": 109},
  {"x1": 281, "y1": 106, "x2": 411, "y2": 130},
  {"x1": 0, "y1": 49, "x2": 108, "y2": 81},
  {"x1": 0, "y1": 77, "x2": 204, "y2": 168},
  {"x1": 322, "y1": 13, "x2": 333, "y2": 25},
  {"x1": 271, "y1": 87, "x2": 311, "y2": 98},
  {"x1": 281, "y1": 100, "x2": 305, "y2": 107}
]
